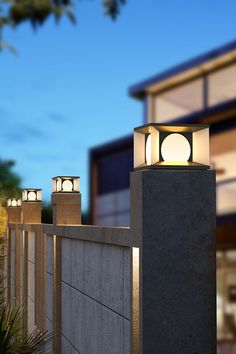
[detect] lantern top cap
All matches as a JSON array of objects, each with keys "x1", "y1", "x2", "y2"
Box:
[
  {"x1": 134, "y1": 123, "x2": 210, "y2": 134},
  {"x1": 22, "y1": 188, "x2": 42, "y2": 191},
  {"x1": 52, "y1": 176, "x2": 80, "y2": 180}
]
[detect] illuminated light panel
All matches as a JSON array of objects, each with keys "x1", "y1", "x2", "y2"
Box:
[
  {"x1": 11, "y1": 199, "x2": 17, "y2": 206},
  {"x1": 161, "y1": 133, "x2": 191, "y2": 162},
  {"x1": 145, "y1": 134, "x2": 152, "y2": 166},
  {"x1": 62, "y1": 179, "x2": 73, "y2": 192},
  {"x1": 28, "y1": 191, "x2": 37, "y2": 201}
]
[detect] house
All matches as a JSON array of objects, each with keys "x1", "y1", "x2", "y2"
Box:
[{"x1": 89, "y1": 39, "x2": 236, "y2": 348}]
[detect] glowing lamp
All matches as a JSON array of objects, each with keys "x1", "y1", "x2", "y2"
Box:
[
  {"x1": 52, "y1": 176, "x2": 80, "y2": 193},
  {"x1": 7, "y1": 198, "x2": 22, "y2": 207},
  {"x1": 22, "y1": 189, "x2": 42, "y2": 202},
  {"x1": 134, "y1": 124, "x2": 210, "y2": 170}
]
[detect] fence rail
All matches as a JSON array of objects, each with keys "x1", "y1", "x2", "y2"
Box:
[{"x1": 7, "y1": 221, "x2": 137, "y2": 354}]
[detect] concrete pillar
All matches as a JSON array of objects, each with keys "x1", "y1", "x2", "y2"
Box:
[
  {"x1": 53, "y1": 235, "x2": 62, "y2": 354},
  {"x1": 7, "y1": 206, "x2": 21, "y2": 224},
  {"x1": 130, "y1": 169, "x2": 216, "y2": 354},
  {"x1": 6, "y1": 203, "x2": 21, "y2": 305},
  {"x1": 6, "y1": 228, "x2": 11, "y2": 305},
  {"x1": 51, "y1": 186, "x2": 81, "y2": 354},
  {"x1": 52, "y1": 193, "x2": 81, "y2": 225},
  {"x1": 35, "y1": 226, "x2": 44, "y2": 332},
  {"x1": 21, "y1": 201, "x2": 42, "y2": 224},
  {"x1": 20, "y1": 191, "x2": 42, "y2": 333}
]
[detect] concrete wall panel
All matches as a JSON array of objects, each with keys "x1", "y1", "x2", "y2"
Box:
[
  {"x1": 84, "y1": 297, "x2": 102, "y2": 354},
  {"x1": 28, "y1": 231, "x2": 35, "y2": 263},
  {"x1": 85, "y1": 242, "x2": 102, "y2": 302},
  {"x1": 102, "y1": 244, "x2": 124, "y2": 315},
  {"x1": 71, "y1": 239, "x2": 84, "y2": 292},
  {"x1": 102, "y1": 307, "x2": 123, "y2": 354}
]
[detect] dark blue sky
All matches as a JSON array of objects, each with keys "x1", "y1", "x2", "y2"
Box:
[{"x1": 1, "y1": 0, "x2": 236, "y2": 209}]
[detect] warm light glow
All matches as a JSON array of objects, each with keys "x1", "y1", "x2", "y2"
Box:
[
  {"x1": 161, "y1": 133, "x2": 191, "y2": 162},
  {"x1": 11, "y1": 199, "x2": 17, "y2": 207},
  {"x1": 56, "y1": 179, "x2": 61, "y2": 192},
  {"x1": 132, "y1": 247, "x2": 140, "y2": 353},
  {"x1": 28, "y1": 191, "x2": 37, "y2": 201},
  {"x1": 145, "y1": 134, "x2": 152, "y2": 166},
  {"x1": 62, "y1": 179, "x2": 73, "y2": 192}
]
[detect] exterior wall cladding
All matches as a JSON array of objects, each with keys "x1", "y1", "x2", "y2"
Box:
[{"x1": 90, "y1": 136, "x2": 133, "y2": 227}]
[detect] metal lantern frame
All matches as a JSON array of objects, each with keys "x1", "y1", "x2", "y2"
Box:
[{"x1": 134, "y1": 123, "x2": 210, "y2": 170}]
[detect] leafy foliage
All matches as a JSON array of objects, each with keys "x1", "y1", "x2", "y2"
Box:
[
  {"x1": 103, "y1": 0, "x2": 126, "y2": 19},
  {"x1": 0, "y1": 0, "x2": 127, "y2": 51},
  {"x1": 42, "y1": 203, "x2": 53, "y2": 224},
  {"x1": 0, "y1": 159, "x2": 21, "y2": 203},
  {"x1": 0, "y1": 159, "x2": 21, "y2": 234},
  {"x1": 0, "y1": 306, "x2": 51, "y2": 354}
]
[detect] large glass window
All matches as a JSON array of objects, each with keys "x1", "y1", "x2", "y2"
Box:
[
  {"x1": 217, "y1": 181, "x2": 236, "y2": 216},
  {"x1": 150, "y1": 62, "x2": 236, "y2": 123},
  {"x1": 154, "y1": 79, "x2": 204, "y2": 122},
  {"x1": 217, "y1": 251, "x2": 236, "y2": 341},
  {"x1": 208, "y1": 63, "x2": 236, "y2": 107}
]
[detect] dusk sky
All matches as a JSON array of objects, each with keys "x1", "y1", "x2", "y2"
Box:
[{"x1": 1, "y1": 0, "x2": 236, "y2": 210}]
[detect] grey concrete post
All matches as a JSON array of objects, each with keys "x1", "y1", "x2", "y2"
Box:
[
  {"x1": 130, "y1": 169, "x2": 216, "y2": 354},
  {"x1": 6, "y1": 207, "x2": 21, "y2": 305},
  {"x1": 51, "y1": 191, "x2": 81, "y2": 354}
]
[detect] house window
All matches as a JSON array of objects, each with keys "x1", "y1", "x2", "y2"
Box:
[
  {"x1": 208, "y1": 64, "x2": 236, "y2": 107},
  {"x1": 154, "y1": 78, "x2": 204, "y2": 122}
]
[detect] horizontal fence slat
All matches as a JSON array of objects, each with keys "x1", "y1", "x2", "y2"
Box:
[{"x1": 8, "y1": 223, "x2": 136, "y2": 247}]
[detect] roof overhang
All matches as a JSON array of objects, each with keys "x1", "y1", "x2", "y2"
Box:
[{"x1": 129, "y1": 40, "x2": 236, "y2": 99}]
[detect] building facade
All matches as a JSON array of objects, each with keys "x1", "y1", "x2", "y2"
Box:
[{"x1": 90, "y1": 40, "x2": 236, "y2": 349}]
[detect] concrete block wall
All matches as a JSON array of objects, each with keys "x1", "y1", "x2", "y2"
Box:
[
  {"x1": 6, "y1": 226, "x2": 133, "y2": 354},
  {"x1": 60, "y1": 238, "x2": 131, "y2": 354}
]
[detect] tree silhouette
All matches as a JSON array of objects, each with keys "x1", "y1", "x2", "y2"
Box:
[{"x1": 0, "y1": 0, "x2": 126, "y2": 51}]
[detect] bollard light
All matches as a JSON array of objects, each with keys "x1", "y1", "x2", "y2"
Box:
[
  {"x1": 22, "y1": 189, "x2": 42, "y2": 202},
  {"x1": 134, "y1": 123, "x2": 210, "y2": 170},
  {"x1": 52, "y1": 176, "x2": 80, "y2": 193},
  {"x1": 7, "y1": 198, "x2": 21, "y2": 207}
]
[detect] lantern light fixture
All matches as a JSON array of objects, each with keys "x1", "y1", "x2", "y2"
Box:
[
  {"x1": 22, "y1": 189, "x2": 42, "y2": 202},
  {"x1": 134, "y1": 123, "x2": 210, "y2": 170},
  {"x1": 52, "y1": 176, "x2": 80, "y2": 193},
  {"x1": 7, "y1": 198, "x2": 22, "y2": 207}
]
